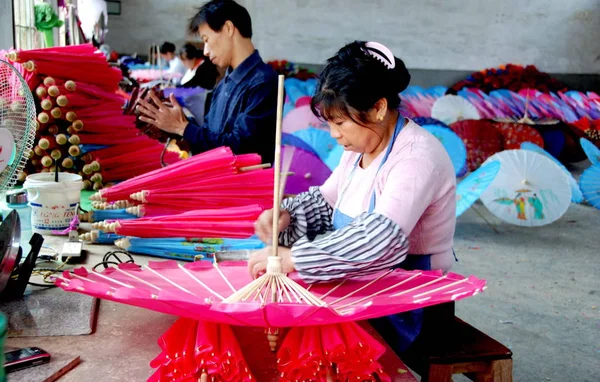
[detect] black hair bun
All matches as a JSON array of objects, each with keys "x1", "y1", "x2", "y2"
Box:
[{"x1": 392, "y1": 57, "x2": 411, "y2": 94}]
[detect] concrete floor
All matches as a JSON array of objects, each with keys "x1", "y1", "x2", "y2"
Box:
[{"x1": 6, "y1": 200, "x2": 600, "y2": 381}]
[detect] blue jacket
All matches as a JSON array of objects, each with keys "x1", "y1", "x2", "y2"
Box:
[{"x1": 183, "y1": 50, "x2": 278, "y2": 164}]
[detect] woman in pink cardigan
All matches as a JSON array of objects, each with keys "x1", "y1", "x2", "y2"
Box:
[{"x1": 250, "y1": 41, "x2": 457, "y2": 353}]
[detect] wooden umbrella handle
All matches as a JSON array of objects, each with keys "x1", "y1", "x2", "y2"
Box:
[{"x1": 271, "y1": 74, "x2": 285, "y2": 257}]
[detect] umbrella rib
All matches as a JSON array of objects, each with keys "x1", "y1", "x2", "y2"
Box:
[
  {"x1": 212, "y1": 261, "x2": 236, "y2": 293},
  {"x1": 70, "y1": 273, "x2": 98, "y2": 283},
  {"x1": 115, "y1": 268, "x2": 162, "y2": 291},
  {"x1": 390, "y1": 275, "x2": 448, "y2": 298},
  {"x1": 328, "y1": 269, "x2": 395, "y2": 305},
  {"x1": 317, "y1": 279, "x2": 346, "y2": 299},
  {"x1": 143, "y1": 266, "x2": 196, "y2": 296},
  {"x1": 413, "y1": 278, "x2": 469, "y2": 298},
  {"x1": 335, "y1": 272, "x2": 423, "y2": 310},
  {"x1": 176, "y1": 264, "x2": 224, "y2": 300},
  {"x1": 92, "y1": 271, "x2": 135, "y2": 288}
]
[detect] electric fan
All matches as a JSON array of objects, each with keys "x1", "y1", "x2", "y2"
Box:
[{"x1": 0, "y1": 58, "x2": 43, "y2": 301}]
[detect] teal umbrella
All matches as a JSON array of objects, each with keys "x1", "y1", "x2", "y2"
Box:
[
  {"x1": 456, "y1": 161, "x2": 501, "y2": 217},
  {"x1": 580, "y1": 138, "x2": 600, "y2": 165}
]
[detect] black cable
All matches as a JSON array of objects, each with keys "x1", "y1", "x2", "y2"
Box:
[
  {"x1": 92, "y1": 250, "x2": 135, "y2": 271},
  {"x1": 28, "y1": 282, "x2": 56, "y2": 288}
]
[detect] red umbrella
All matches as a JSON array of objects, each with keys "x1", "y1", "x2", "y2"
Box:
[
  {"x1": 149, "y1": 318, "x2": 254, "y2": 382},
  {"x1": 5, "y1": 44, "x2": 100, "y2": 62},
  {"x1": 278, "y1": 322, "x2": 390, "y2": 381},
  {"x1": 493, "y1": 122, "x2": 545, "y2": 149},
  {"x1": 450, "y1": 120, "x2": 503, "y2": 171}
]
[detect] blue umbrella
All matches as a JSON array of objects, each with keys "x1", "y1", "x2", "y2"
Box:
[
  {"x1": 539, "y1": 129, "x2": 565, "y2": 159},
  {"x1": 580, "y1": 138, "x2": 600, "y2": 165},
  {"x1": 87, "y1": 208, "x2": 138, "y2": 223},
  {"x1": 422, "y1": 124, "x2": 467, "y2": 177},
  {"x1": 413, "y1": 117, "x2": 450, "y2": 129},
  {"x1": 292, "y1": 127, "x2": 342, "y2": 168},
  {"x1": 456, "y1": 161, "x2": 501, "y2": 217},
  {"x1": 520, "y1": 142, "x2": 584, "y2": 203},
  {"x1": 116, "y1": 236, "x2": 265, "y2": 261},
  {"x1": 282, "y1": 133, "x2": 318, "y2": 157},
  {"x1": 579, "y1": 165, "x2": 600, "y2": 210}
]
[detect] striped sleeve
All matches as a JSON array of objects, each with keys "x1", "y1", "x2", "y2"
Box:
[
  {"x1": 279, "y1": 187, "x2": 334, "y2": 247},
  {"x1": 291, "y1": 212, "x2": 409, "y2": 283}
]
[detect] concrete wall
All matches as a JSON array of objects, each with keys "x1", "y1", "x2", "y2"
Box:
[
  {"x1": 0, "y1": 0, "x2": 14, "y2": 50},
  {"x1": 105, "y1": 0, "x2": 600, "y2": 74}
]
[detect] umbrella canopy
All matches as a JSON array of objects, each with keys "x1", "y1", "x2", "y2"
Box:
[
  {"x1": 431, "y1": 95, "x2": 480, "y2": 125},
  {"x1": 456, "y1": 161, "x2": 501, "y2": 217},
  {"x1": 422, "y1": 124, "x2": 467, "y2": 176},
  {"x1": 282, "y1": 145, "x2": 331, "y2": 195},
  {"x1": 480, "y1": 150, "x2": 572, "y2": 226},
  {"x1": 579, "y1": 165, "x2": 600, "y2": 210},
  {"x1": 292, "y1": 127, "x2": 341, "y2": 166},
  {"x1": 149, "y1": 318, "x2": 254, "y2": 382},
  {"x1": 55, "y1": 260, "x2": 486, "y2": 328},
  {"x1": 493, "y1": 122, "x2": 545, "y2": 150},
  {"x1": 282, "y1": 105, "x2": 328, "y2": 134},
  {"x1": 520, "y1": 142, "x2": 583, "y2": 203},
  {"x1": 277, "y1": 322, "x2": 389, "y2": 381},
  {"x1": 450, "y1": 120, "x2": 503, "y2": 171},
  {"x1": 412, "y1": 117, "x2": 450, "y2": 129},
  {"x1": 580, "y1": 137, "x2": 600, "y2": 165}
]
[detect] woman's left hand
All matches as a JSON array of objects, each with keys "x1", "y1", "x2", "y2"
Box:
[{"x1": 248, "y1": 246, "x2": 295, "y2": 279}]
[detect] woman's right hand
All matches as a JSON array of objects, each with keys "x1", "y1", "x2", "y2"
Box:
[{"x1": 254, "y1": 209, "x2": 291, "y2": 244}]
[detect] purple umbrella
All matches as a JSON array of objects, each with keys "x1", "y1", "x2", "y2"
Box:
[{"x1": 282, "y1": 145, "x2": 332, "y2": 195}]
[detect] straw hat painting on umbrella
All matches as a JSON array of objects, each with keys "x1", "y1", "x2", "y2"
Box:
[{"x1": 480, "y1": 150, "x2": 572, "y2": 227}]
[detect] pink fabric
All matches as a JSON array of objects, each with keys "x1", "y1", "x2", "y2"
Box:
[{"x1": 320, "y1": 119, "x2": 456, "y2": 271}]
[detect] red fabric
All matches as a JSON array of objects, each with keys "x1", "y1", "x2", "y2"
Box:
[
  {"x1": 450, "y1": 120, "x2": 503, "y2": 171},
  {"x1": 493, "y1": 122, "x2": 545, "y2": 149}
]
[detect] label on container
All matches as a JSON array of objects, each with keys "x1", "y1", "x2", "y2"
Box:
[{"x1": 30, "y1": 202, "x2": 78, "y2": 230}]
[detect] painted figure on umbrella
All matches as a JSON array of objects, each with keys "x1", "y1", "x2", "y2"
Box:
[
  {"x1": 249, "y1": 41, "x2": 457, "y2": 355},
  {"x1": 528, "y1": 193, "x2": 545, "y2": 219}
]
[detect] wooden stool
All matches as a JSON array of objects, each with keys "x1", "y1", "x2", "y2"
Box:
[{"x1": 402, "y1": 303, "x2": 513, "y2": 382}]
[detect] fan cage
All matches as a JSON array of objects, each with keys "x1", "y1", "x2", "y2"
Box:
[{"x1": 0, "y1": 58, "x2": 36, "y2": 190}]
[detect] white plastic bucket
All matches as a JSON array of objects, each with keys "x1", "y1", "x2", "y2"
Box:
[{"x1": 23, "y1": 173, "x2": 83, "y2": 234}]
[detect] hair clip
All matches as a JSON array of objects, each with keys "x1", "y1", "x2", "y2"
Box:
[{"x1": 364, "y1": 42, "x2": 395, "y2": 70}]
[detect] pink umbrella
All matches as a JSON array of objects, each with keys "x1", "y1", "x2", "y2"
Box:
[
  {"x1": 91, "y1": 147, "x2": 250, "y2": 202},
  {"x1": 100, "y1": 205, "x2": 264, "y2": 238},
  {"x1": 55, "y1": 261, "x2": 485, "y2": 380},
  {"x1": 55, "y1": 260, "x2": 486, "y2": 328},
  {"x1": 282, "y1": 105, "x2": 329, "y2": 134}
]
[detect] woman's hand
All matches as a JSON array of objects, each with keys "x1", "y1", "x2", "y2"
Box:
[
  {"x1": 254, "y1": 209, "x2": 291, "y2": 244},
  {"x1": 248, "y1": 246, "x2": 295, "y2": 279},
  {"x1": 137, "y1": 91, "x2": 189, "y2": 136}
]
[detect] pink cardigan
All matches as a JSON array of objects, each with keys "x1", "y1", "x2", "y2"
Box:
[{"x1": 320, "y1": 119, "x2": 457, "y2": 271}]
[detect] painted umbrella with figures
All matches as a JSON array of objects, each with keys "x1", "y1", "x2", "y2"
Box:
[{"x1": 480, "y1": 150, "x2": 572, "y2": 227}]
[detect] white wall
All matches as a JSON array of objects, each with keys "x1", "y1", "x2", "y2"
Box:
[
  {"x1": 0, "y1": 0, "x2": 14, "y2": 50},
  {"x1": 105, "y1": 0, "x2": 600, "y2": 74}
]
